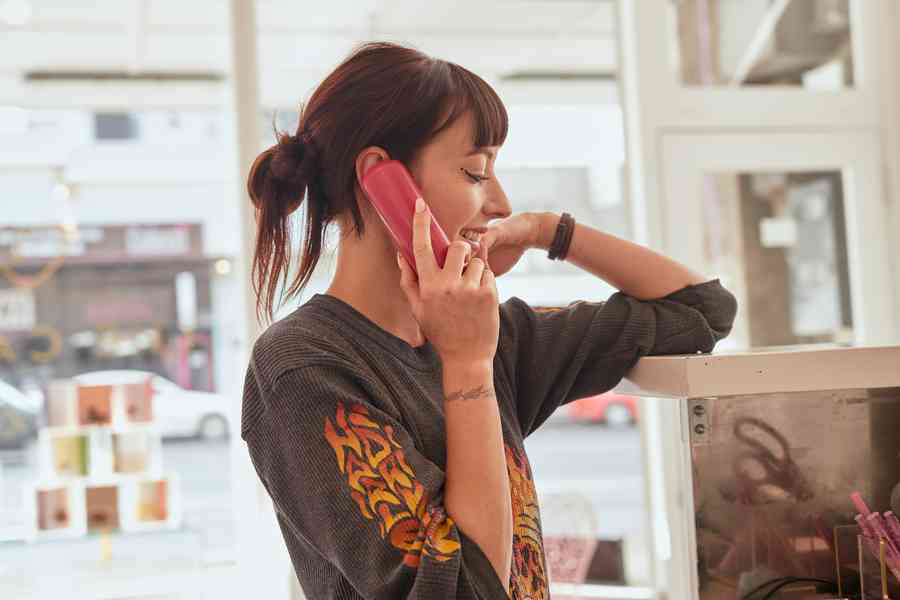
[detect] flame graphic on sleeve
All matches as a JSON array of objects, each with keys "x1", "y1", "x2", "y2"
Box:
[{"x1": 324, "y1": 401, "x2": 460, "y2": 567}]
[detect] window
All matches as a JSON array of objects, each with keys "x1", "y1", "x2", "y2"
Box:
[
  {"x1": 669, "y1": 0, "x2": 853, "y2": 89},
  {"x1": 94, "y1": 113, "x2": 139, "y2": 141},
  {"x1": 0, "y1": 107, "x2": 243, "y2": 595}
]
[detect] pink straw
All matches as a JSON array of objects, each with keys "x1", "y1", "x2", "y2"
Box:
[{"x1": 851, "y1": 491, "x2": 872, "y2": 517}]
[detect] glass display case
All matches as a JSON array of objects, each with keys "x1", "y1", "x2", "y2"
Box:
[{"x1": 618, "y1": 345, "x2": 900, "y2": 599}]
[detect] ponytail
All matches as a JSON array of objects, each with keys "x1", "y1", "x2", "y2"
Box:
[{"x1": 248, "y1": 131, "x2": 325, "y2": 325}]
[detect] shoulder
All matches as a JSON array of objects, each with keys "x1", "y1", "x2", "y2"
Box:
[
  {"x1": 249, "y1": 302, "x2": 364, "y2": 395},
  {"x1": 241, "y1": 306, "x2": 371, "y2": 438}
]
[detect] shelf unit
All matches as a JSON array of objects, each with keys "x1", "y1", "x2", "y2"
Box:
[{"x1": 24, "y1": 378, "x2": 181, "y2": 542}]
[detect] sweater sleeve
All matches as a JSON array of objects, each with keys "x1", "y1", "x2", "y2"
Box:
[
  {"x1": 241, "y1": 364, "x2": 509, "y2": 600},
  {"x1": 496, "y1": 278, "x2": 738, "y2": 436}
]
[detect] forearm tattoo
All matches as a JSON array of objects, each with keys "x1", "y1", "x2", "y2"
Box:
[{"x1": 445, "y1": 384, "x2": 495, "y2": 403}]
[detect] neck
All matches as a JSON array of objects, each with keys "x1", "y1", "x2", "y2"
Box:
[{"x1": 325, "y1": 225, "x2": 426, "y2": 348}]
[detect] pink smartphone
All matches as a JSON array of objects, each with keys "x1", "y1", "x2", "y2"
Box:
[{"x1": 361, "y1": 159, "x2": 450, "y2": 276}]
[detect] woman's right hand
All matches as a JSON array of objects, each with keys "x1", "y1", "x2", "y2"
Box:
[{"x1": 397, "y1": 197, "x2": 499, "y2": 367}]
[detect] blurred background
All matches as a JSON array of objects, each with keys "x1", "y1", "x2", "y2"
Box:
[{"x1": 1, "y1": 1, "x2": 898, "y2": 599}]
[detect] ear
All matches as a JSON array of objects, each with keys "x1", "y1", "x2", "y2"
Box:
[{"x1": 355, "y1": 146, "x2": 390, "y2": 189}]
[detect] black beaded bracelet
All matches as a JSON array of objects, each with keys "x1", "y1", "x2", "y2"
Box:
[{"x1": 547, "y1": 212, "x2": 575, "y2": 261}]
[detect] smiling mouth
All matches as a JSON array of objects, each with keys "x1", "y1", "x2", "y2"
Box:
[{"x1": 459, "y1": 230, "x2": 483, "y2": 252}]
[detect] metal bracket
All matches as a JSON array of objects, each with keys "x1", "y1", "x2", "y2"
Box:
[{"x1": 688, "y1": 398, "x2": 711, "y2": 446}]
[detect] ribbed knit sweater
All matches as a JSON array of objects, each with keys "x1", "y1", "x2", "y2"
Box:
[{"x1": 241, "y1": 280, "x2": 737, "y2": 599}]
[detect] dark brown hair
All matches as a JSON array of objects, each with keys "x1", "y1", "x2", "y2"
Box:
[{"x1": 247, "y1": 41, "x2": 508, "y2": 324}]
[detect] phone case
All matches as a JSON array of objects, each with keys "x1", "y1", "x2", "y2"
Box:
[{"x1": 361, "y1": 160, "x2": 450, "y2": 275}]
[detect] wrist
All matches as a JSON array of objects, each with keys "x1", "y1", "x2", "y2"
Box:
[
  {"x1": 441, "y1": 358, "x2": 494, "y2": 379},
  {"x1": 529, "y1": 212, "x2": 558, "y2": 250}
]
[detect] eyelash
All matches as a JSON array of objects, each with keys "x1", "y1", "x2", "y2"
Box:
[{"x1": 462, "y1": 168, "x2": 490, "y2": 184}]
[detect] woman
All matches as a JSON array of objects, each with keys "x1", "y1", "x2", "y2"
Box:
[{"x1": 242, "y1": 42, "x2": 737, "y2": 600}]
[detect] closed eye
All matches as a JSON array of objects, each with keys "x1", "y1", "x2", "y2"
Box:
[{"x1": 462, "y1": 168, "x2": 490, "y2": 184}]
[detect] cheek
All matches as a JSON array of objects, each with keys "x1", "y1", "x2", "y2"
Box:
[{"x1": 418, "y1": 175, "x2": 482, "y2": 234}]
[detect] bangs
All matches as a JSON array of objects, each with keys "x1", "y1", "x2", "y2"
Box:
[{"x1": 432, "y1": 62, "x2": 509, "y2": 149}]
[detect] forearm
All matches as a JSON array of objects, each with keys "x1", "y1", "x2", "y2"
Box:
[
  {"x1": 532, "y1": 211, "x2": 708, "y2": 300},
  {"x1": 441, "y1": 360, "x2": 512, "y2": 593}
]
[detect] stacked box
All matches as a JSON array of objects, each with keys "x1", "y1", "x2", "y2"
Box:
[{"x1": 25, "y1": 377, "x2": 181, "y2": 542}]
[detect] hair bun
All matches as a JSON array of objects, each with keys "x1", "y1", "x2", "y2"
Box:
[{"x1": 269, "y1": 132, "x2": 317, "y2": 187}]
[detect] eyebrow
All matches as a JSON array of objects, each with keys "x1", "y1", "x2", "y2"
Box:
[{"x1": 466, "y1": 147, "x2": 495, "y2": 161}]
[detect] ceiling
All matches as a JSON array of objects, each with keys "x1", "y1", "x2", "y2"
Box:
[{"x1": 0, "y1": 0, "x2": 620, "y2": 109}]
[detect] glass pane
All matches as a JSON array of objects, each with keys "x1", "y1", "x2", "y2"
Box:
[
  {"x1": 687, "y1": 387, "x2": 900, "y2": 599},
  {"x1": 0, "y1": 108, "x2": 240, "y2": 590},
  {"x1": 494, "y1": 163, "x2": 629, "y2": 279},
  {"x1": 701, "y1": 170, "x2": 853, "y2": 349},
  {"x1": 669, "y1": 0, "x2": 854, "y2": 89}
]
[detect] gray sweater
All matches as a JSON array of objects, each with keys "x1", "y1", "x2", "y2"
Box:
[{"x1": 241, "y1": 280, "x2": 737, "y2": 599}]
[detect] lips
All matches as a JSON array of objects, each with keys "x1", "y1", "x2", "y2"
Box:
[{"x1": 459, "y1": 229, "x2": 484, "y2": 252}]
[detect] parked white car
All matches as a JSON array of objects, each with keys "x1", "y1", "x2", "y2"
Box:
[
  {"x1": 73, "y1": 370, "x2": 234, "y2": 441},
  {"x1": 0, "y1": 379, "x2": 40, "y2": 449}
]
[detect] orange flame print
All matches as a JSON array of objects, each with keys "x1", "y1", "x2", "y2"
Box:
[
  {"x1": 324, "y1": 401, "x2": 460, "y2": 567},
  {"x1": 506, "y1": 444, "x2": 549, "y2": 600}
]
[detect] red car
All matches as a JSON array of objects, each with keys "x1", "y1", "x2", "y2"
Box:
[{"x1": 567, "y1": 391, "x2": 638, "y2": 427}]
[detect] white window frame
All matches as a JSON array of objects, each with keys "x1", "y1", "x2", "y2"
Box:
[
  {"x1": 616, "y1": 1, "x2": 900, "y2": 598},
  {"x1": 661, "y1": 130, "x2": 895, "y2": 346}
]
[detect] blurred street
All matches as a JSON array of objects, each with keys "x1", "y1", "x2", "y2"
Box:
[{"x1": 0, "y1": 415, "x2": 648, "y2": 586}]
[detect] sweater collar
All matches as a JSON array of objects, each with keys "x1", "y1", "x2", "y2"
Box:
[{"x1": 306, "y1": 293, "x2": 442, "y2": 372}]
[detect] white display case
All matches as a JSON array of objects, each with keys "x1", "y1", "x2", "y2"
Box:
[{"x1": 618, "y1": 345, "x2": 900, "y2": 600}]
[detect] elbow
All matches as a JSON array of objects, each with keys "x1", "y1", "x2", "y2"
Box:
[
  {"x1": 707, "y1": 285, "x2": 739, "y2": 341},
  {"x1": 695, "y1": 286, "x2": 738, "y2": 353}
]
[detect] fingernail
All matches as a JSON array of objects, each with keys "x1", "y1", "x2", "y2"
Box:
[
  {"x1": 415, "y1": 197, "x2": 425, "y2": 213},
  {"x1": 396, "y1": 252, "x2": 403, "y2": 265}
]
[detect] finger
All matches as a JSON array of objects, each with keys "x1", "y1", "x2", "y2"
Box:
[
  {"x1": 480, "y1": 264, "x2": 497, "y2": 294},
  {"x1": 477, "y1": 235, "x2": 490, "y2": 267},
  {"x1": 463, "y1": 256, "x2": 485, "y2": 286},
  {"x1": 412, "y1": 197, "x2": 438, "y2": 279},
  {"x1": 443, "y1": 240, "x2": 471, "y2": 278},
  {"x1": 397, "y1": 252, "x2": 421, "y2": 306}
]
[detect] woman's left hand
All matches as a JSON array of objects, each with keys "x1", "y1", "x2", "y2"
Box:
[{"x1": 478, "y1": 213, "x2": 544, "y2": 277}]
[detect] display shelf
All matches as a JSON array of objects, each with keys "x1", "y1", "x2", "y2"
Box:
[
  {"x1": 617, "y1": 345, "x2": 900, "y2": 600},
  {"x1": 24, "y1": 377, "x2": 180, "y2": 543},
  {"x1": 120, "y1": 473, "x2": 182, "y2": 533},
  {"x1": 23, "y1": 481, "x2": 87, "y2": 542},
  {"x1": 46, "y1": 379, "x2": 154, "y2": 429},
  {"x1": 38, "y1": 426, "x2": 163, "y2": 481},
  {"x1": 25, "y1": 473, "x2": 181, "y2": 541}
]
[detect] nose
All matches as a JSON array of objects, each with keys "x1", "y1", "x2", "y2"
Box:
[{"x1": 484, "y1": 179, "x2": 512, "y2": 220}]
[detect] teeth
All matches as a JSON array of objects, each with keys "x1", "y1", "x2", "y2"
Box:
[{"x1": 461, "y1": 230, "x2": 481, "y2": 242}]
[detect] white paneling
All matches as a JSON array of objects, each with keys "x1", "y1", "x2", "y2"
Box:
[
  {"x1": 1, "y1": 31, "x2": 616, "y2": 74},
  {"x1": 146, "y1": 0, "x2": 230, "y2": 28},
  {"x1": 407, "y1": 34, "x2": 616, "y2": 74},
  {"x1": 255, "y1": 0, "x2": 377, "y2": 31},
  {"x1": 2, "y1": 81, "x2": 232, "y2": 110},
  {"x1": 501, "y1": 105, "x2": 625, "y2": 167},
  {"x1": 4, "y1": 0, "x2": 617, "y2": 35},
  {"x1": 0, "y1": 0, "x2": 619, "y2": 110},
  {"x1": 6, "y1": 180, "x2": 240, "y2": 256},
  {"x1": 139, "y1": 32, "x2": 231, "y2": 70},
  {"x1": 0, "y1": 32, "x2": 135, "y2": 70},
  {"x1": 0, "y1": 75, "x2": 619, "y2": 111},
  {"x1": 13, "y1": 0, "x2": 134, "y2": 27},
  {"x1": 373, "y1": 0, "x2": 615, "y2": 34}
]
